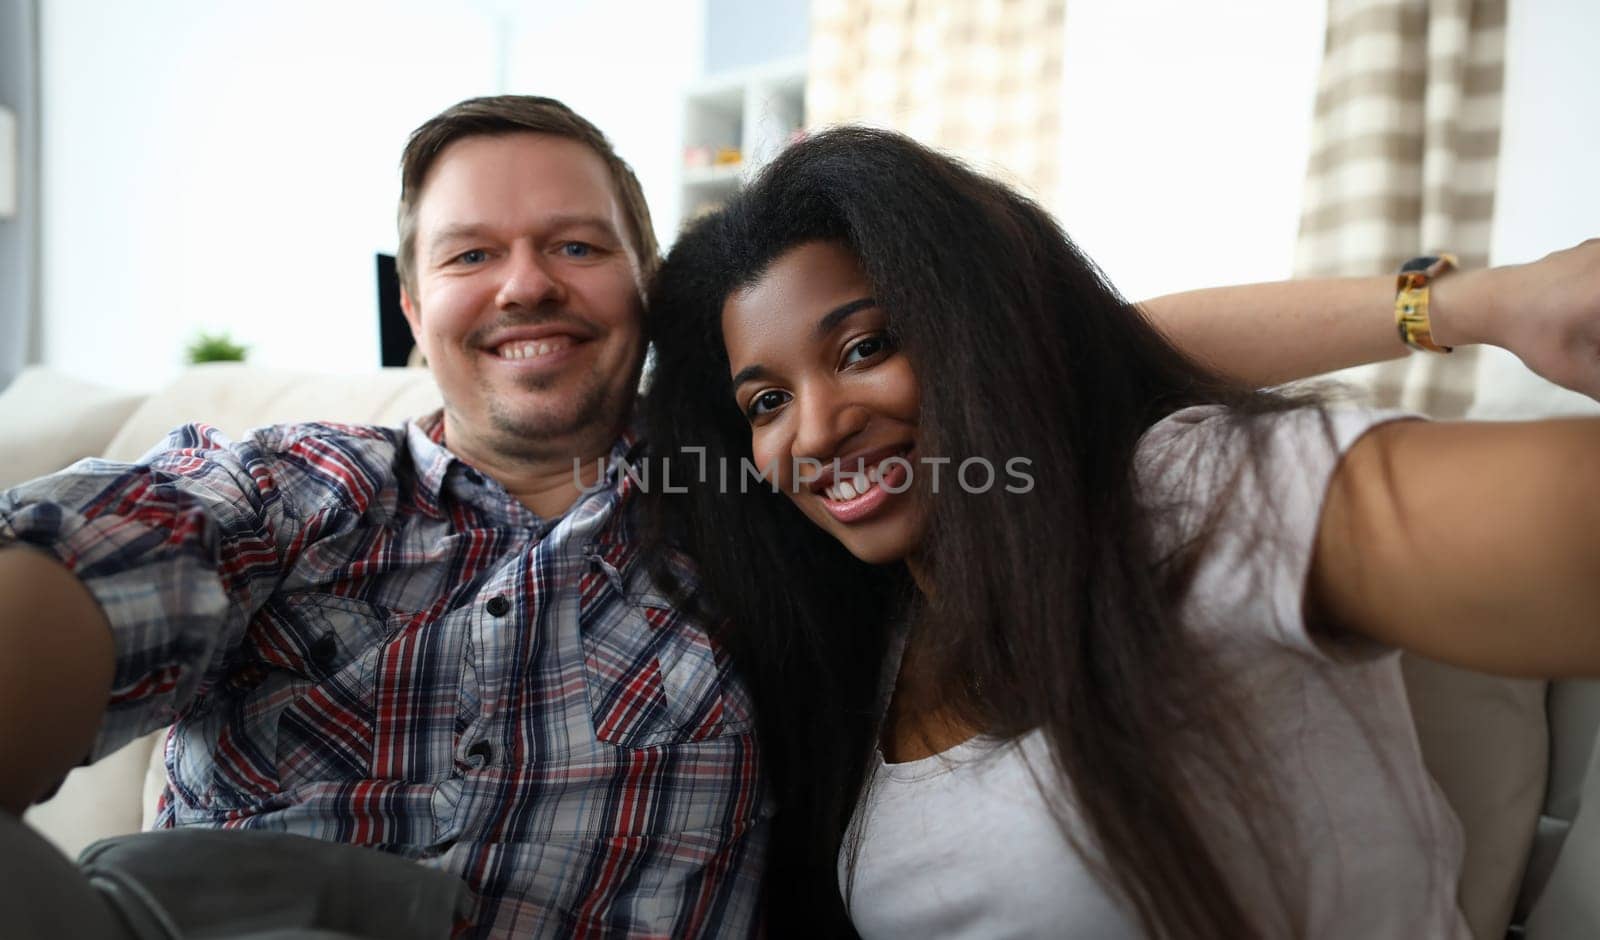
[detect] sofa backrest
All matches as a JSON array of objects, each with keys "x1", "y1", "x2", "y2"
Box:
[{"x1": 103, "y1": 363, "x2": 443, "y2": 462}]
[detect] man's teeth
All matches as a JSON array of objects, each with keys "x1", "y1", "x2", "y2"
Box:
[
  {"x1": 496, "y1": 337, "x2": 574, "y2": 360},
  {"x1": 823, "y1": 457, "x2": 900, "y2": 501}
]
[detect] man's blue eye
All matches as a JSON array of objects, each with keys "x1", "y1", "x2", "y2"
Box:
[
  {"x1": 562, "y1": 243, "x2": 592, "y2": 258},
  {"x1": 457, "y1": 249, "x2": 488, "y2": 265}
]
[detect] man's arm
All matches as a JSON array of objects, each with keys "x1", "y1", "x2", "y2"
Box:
[
  {"x1": 1141, "y1": 239, "x2": 1600, "y2": 397},
  {"x1": 0, "y1": 546, "x2": 114, "y2": 814},
  {"x1": 0, "y1": 423, "x2": 317, "y2": 814}
]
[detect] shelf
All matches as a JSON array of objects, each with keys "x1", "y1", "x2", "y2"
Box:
[
  {"x1": 682, "y1": 164, "x2": 744, "y2": 187},
  {"x1": 675, "y1": 56, "x2": 807, "y2": 235}
]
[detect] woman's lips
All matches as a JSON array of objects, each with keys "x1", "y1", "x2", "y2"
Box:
[{"x1": 819, "y1": 457, "x2": 910, "y2": 523}]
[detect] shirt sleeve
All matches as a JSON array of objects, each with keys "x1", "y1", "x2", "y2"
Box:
[
  {"x1": 1137, "y1": 404, "x2": 1418, "y2": 662},
  {"x1": 0, "y1": 423, "x2": 318, "y2": 761}
]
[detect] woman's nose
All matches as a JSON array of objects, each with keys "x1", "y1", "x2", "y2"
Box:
[{"x1": 791, "y1": 384, "x2": 870, "y2": 467}]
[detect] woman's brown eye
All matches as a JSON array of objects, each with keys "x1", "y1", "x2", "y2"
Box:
[
  {"x1": 844, "y1": 335, "x2": 890, "y2": 365},
  {"x1": 748, "y1": 390, "x2": 790, "y2": 418}
]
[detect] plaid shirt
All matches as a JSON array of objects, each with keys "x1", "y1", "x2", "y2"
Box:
[{"x1": 0, "y1": 414, "x2": 766, "y2": 937}]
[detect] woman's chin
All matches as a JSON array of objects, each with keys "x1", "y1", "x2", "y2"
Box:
[
  {"x1": 828, "y1": 523, "x2": 921, "y2": 567},
  {"x1": 799, "y1": 496, "x2": 925, "y2": 566}
]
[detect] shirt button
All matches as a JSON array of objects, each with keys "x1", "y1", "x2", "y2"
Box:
[
  {"x1": 309, "y1": 634, "x2": 338, "y2": 665},
  {"x1": 485, "y1": 595, "x2": 511, "y2": 617},
  {"x1": 466, "y1": 740, "x2": 493, "y2": 764}
]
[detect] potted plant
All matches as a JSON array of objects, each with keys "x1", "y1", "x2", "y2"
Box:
[{"x1": 186, "y1": 331, "x2": 249, "y2": 364}]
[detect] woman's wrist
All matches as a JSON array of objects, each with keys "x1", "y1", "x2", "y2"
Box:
[{"x1": 1422, "y1": 263, "x2": 1498, "y2": 350}]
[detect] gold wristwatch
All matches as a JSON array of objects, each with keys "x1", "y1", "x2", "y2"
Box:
[{"x1": 1395, "y1": 254, "x2": 1457, "y2": 353}]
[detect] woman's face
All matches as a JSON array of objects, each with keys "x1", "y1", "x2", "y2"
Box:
[{"x1": 721, "y1": 240, "x2": 925, "y2": 565}]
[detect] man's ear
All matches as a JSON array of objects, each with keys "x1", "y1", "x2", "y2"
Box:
[
  {"x1": 400, "y1": 287, "x2": 422, "y2": 337},
  {"x1": 400, "y1": 288, "x2": 429, "y2": 367}
]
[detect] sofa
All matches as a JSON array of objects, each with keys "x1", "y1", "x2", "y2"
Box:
[{"x1": 1, "y1": 357, "x2": 1597, "y2": 939}]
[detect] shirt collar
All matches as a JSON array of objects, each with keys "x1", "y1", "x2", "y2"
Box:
[
  {"x1": 402, "y1": 409, "x2": 640, "y2": 523},
  {"x1": 404, "y1": 410, "x2": 458, "y2": 499}
]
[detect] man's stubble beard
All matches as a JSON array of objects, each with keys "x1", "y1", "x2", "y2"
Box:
[{"x1": 482, "y1": 363, "x2": 630, "y2": 461}]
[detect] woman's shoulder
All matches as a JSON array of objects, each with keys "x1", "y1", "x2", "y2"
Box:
[{"x1": 1140, "y1": 402, "x2": 1410, "y2": 457}]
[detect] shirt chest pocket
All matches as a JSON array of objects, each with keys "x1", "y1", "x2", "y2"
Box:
[
  {"x1": 253, "y1": 593, "x2": 399, "y2": 786},
  {"x1": 274, "y1": 593, "x2": 396, "y2": 684},
  {"x1": 577, "y1": 563, "x2": 753, "y2": 749}
]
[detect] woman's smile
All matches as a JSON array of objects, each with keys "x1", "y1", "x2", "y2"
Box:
[{"x1": 721, "y1": 240, "x2": 926, "y2": 565}]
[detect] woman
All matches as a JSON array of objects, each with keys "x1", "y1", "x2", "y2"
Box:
[{"x1": 638, "y1": 127, "x2": 1600, "y2": 938}]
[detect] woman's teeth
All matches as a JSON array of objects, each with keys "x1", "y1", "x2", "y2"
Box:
[
  {"x1": 824, "y1": 458, "x2": 896, "y2": 502},
  {"x1": 496, "y1": 337, "x2": 573, "y2": 360}
]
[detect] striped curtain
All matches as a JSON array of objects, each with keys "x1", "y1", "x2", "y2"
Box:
[
  {"x1": 806, "y1": 0, "x2": 1065, "y2": 211},
  {"x1": 1294, "y1": 0, "x2": 1506, "y2": 418}
]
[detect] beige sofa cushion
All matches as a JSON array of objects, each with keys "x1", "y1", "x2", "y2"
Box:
[
  {"x1": 1401, "y1": 656, "x2": 1546, "y2": 939},
  {"x1": 104, "y1": 363, "x2": 442, "y2": 462},
  {"x1": 0, "y1": 368, "x2": 146, "y2": 488},
  {"x1": 22, "y1": 732, "x2": 166, "y2": 859}
]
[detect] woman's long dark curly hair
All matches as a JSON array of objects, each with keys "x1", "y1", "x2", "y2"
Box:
[{"x1": 640, "y1": 127, "x2": 1312, "y2": 938}]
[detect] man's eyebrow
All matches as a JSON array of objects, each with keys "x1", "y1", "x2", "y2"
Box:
[
  {"x1": 426, "y1": 224, "x2": 491, "y2": 252},
  {"x1": 731, "y1": 298, "x2": 880, "y2": 390},
  {"x1": 543, "y1": 213, "x2": 624, "y2": 237},
  {"x1": 425, "y1": 215, "x2": 624, "y2": 252}
]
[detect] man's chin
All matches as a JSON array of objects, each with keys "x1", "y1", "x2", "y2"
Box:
[{"x1": 486, "y1": 394, "x2": 623, "y2": 455}]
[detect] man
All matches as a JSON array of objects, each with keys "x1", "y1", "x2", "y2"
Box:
[
  {"x1": 2, "y1": 97, "x2": 763, "y2": 937},
  {"x1": 1, "y1": 94, "x2": 1597, "y2": 937}
]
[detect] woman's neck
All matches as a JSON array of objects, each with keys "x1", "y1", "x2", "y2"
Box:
[{"x1": 881, "y1": 619, "x2": 980, "y2": 763}]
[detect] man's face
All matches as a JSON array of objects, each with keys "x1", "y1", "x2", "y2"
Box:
[{"x1": 402, "y1": 132, "x2": 646, "y2": 461}]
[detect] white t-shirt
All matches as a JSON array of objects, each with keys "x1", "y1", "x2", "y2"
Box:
[{"x1": 841, "y1": 405, "x2": 1469, "y2": 939}]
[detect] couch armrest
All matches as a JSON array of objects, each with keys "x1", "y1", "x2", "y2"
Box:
[
  {"x1": 21, "y1": 730, "x2": 166, "y2": 858},
  {"x1": 0, "y1": 368, "x2": 146, "y2": 489}
]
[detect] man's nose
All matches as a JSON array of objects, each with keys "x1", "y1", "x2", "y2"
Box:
[{"x1": 496, "y1": 246, "x2": 565, "y2": 310}]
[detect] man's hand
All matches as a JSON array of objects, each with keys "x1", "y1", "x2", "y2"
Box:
[
  {"x1": 1435, "y1": 239, "x2": 1600, "y2": 400},
  {"x1": 0, "y1": 546, "x2": 114, "y2": 815}
]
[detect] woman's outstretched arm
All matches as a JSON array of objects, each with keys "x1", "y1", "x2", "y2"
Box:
[
  {"x1": 1307, "y1": 416, "x2": 1600, "y2": 677},
  {"x1": 1141, "y1": 239, "x2": 1600, "y2": 398}
]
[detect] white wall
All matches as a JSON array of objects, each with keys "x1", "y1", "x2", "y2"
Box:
[
  {"x1": 1058, "y1": 0, "x2": 1600, "y2": 303},
  {"x1": 1057, "y1": 0, "x2": 1327, "y2": 302},
  {"x1": 38, "y1": 0, "x2": 701, "y2": 391},
  {"x1": 1490, "y1": 0, "x2": 1600, "y2": 265},
  {"x1": 1476, "y1": 0, "x2": 1600, "y2": 412}
]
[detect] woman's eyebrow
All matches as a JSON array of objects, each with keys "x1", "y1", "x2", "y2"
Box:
[
  {"x1": 813, "y1": 297, "x2": 877, "y2": 339},
  {"x1": 730, "y1": 363, "x2": 774, "y2": 390},
  {"x1": 731, "y1": 297, "x2": 879, "y2": 390}
]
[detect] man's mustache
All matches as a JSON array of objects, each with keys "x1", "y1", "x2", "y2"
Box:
[{"x1": 466, "y1": 309, "x2": 602, "y2": 347}]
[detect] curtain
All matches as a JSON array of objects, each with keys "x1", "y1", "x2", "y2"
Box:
[
  {"x1": 806, "y1": 0, "x2": 1065, "y2": 210},
  {"x1": 1294, "y1": 0, "x2": 1506, "y2": 418},
  {"x1": 1297, "y1": 8, "x2": 1541, "y2": 940}
]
